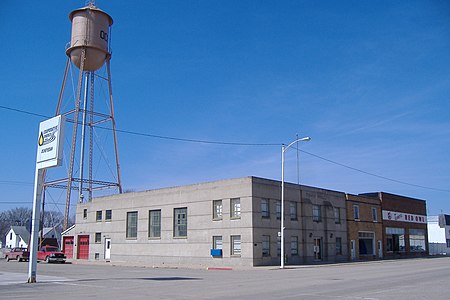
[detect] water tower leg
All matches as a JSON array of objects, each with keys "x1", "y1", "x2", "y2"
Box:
[
  {"x1": 64, "y1": 48, "x2": 86, "y2": 230},
  {"x1": 106, "y1": 58, "x2": 122, "y2": 194}
]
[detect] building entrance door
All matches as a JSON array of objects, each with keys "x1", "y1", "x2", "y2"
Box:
[
  {"x1": 378, "y1": 240, "x2": 383, "y2": 258},
  {"x1": 104, "y1": 238, "x2": 111, "y2": 260},
  {"x1": 313, "y1": 238, "x2": 322, "y2": 260},
  {"x1": 351, "y1": 240, "x2": 356, "y2": 260}
]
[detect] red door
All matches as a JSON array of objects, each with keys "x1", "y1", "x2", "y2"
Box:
[
  {"x1": 63, "y1": 236, "x2": 74, "y2": 259},
  {"x1": 77, "y1": 235, "x2": 89, "y2": 259}
]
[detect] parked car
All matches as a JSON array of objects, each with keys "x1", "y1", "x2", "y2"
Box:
[
  {"x1": 38, "y1": 245, "x2": 66, "y2": 263},
  {"x1": 4, "y1": 247, "x2": 29, "y2": 262}
]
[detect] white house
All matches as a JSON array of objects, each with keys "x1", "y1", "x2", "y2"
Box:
[{"x1": 5, "y1": 226, "x2": 30, "y2": 248}]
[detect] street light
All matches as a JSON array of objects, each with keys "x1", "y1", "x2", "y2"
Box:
[{"x1": 281, "y1": 136, "x2": 311, "y2": 269}]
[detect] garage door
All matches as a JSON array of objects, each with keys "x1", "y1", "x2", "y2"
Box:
[
  {"x1": 63, "y1": 236, "x2": 74, "y2": 259},
  {"x1": 77, "y1": 235, "x2": 89, "y2": 259}
]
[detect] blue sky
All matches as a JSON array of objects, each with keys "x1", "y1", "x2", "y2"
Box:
[{"x1": 0, "y1": 0, "x2": 449, "y2": 216}]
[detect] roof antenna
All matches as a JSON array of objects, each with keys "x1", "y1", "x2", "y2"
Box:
[{"x1": 85, "y1": 0, "x2": 96, "y2": 7}]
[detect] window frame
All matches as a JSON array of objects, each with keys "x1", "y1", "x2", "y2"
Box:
[
  {"x1": 335, "y1": 237, "x2": 342, "y2": 255},
  {"x1": 96, "y1": 210, "x2": 102, "y2": 222},
  {"x1": 95, "y1": 232, "x2": 102, "y2": 243},
  {"x1": 262, "y1": 235, "x2": 270, "y2": 257},
  {"x1": 372, "y1": 207, "x2": 378, "y2": 222},
  {"x1": 312, "y1": 204, "x2": 321, "y2": 222},
  {"x1": 173, "y1": 207, "x2": 187, "y2": 238},
  {"x1": 289, "y1": 201, "x2": 297, "y2": 221},
  {"x1": 291, "y1": 236, "x2": 298, "y2": 256},
  {"x1": 334, "y1": 207, "x2": 341, "y2": 224},
  {"x1": 105, "y1": 209, "x2": 112, "y2": 221},
  {"x1": 230, "y1": 198, "x2": 241, "y2": 219},
  {"x1": 83, "y1": 209, "x2": 87, "y2": 219},
  {"x1": 261, "y1": 198, "x2": 270, "y2": 218},
  {"x1": 276, "y1": 200, "x2": 281, "y2": 220},
  {"x1": 213, "y1": 236, "x2": 223, "y2": 250},
  {"x1": 148, "y1": 209, "x2": 161, "y2": 239},
  {"x1": 231, "y1": 235, "x2": 241, "y2": 256},
  {"x1": 126, "y1": 211, "x2": 138, "y2": 239},
  {"x1": 353, "y1": 205, "x2": 360, "y2": 220},
  {"x1": 213, "y1": 200, "x2": 223, "y2": 220}
]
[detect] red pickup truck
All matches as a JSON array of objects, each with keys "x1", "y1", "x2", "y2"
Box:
[
  {"x1": 38, "y1": 245, "x2": 66, "y2": 263},
  {"x1": 4, "y1": 247, "x2": 30, "y2": 262}
]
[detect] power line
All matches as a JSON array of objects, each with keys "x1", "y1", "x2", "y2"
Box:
[
  {"x1": 296, "y1": 148, "x2": 450, "y2": 193},
  {"x1": 1, "y1": 104, "x2": 449, "y2": 193}
]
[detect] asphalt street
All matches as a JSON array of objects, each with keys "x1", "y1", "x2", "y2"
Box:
[{"x1": 0, "y1": 257, "x2": 449, "y2": 299}]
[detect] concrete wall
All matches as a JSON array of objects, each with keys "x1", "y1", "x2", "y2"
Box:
[
  {"x1": 70, "y1": 177, "x2": 255, "y2": 268},
  {"x1": 251, "y1": 178, "x2": 348, "y2": 265}
]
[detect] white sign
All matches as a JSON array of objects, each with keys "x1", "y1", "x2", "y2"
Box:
[
  {"x1": 382, "y1": 210, "x2": 427, "y2": 224},
  {"x1": 36, "y1": 115, "x2": 65, "y2": 169}
]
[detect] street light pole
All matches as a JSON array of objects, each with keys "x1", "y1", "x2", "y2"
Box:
[{"x1": 281, "y1": 136, "x2": 311, "y2": 269}]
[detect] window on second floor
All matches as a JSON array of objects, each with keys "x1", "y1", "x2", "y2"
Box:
[
  {"x1": 230, "y1": 198, "x2": 241, "y2": 219},
  {"x1": 312, "y1": 205, "x2": 321, "y2": 222},
  {"x1": 174, "y1": 207, "x2": 187, "y2": 237},
  {"x1": 149, "y1": 209, "x2": 161, "y2": 238},
  {"x1": 126, "y1": 211, "x2": 138, "y2": 239},
  {"x1": 372, "y1": 207, "x2": 378, "y2": 222},
  {"x1": 105, "y1": 209, "x2": 112, "y2": 221},
  {"x1": 261, "y1": 198, "x2": 270, "y2": 218},
  {"x1": 353, "y1": 205, "x2": 360, "y2": 220},
  {"x1": 290, "y1": 202, "x2": 297, "y2": 220},
  {"x1": 276, "y1": 201, "x2": 281, "y2": 220},
  {"x1": 96, "y1": 210, "x2": 102, "y2": 222},
  {"x1": 334, "y1": 207, "x2": 340, "y2": 224},
  {"x1": 213, "y1": 200, "x2": 223, "y2": 220}
]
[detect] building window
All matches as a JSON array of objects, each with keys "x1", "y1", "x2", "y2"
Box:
[
  {"x1": 276, "y1": 201, "x2": 281, "y2": 220},
  {"x1": 409, "y1": 229, "x2": 426, "y2": 252},
  {"x1": 9, "y1": 232, "x2": 12, "y2": 240},
  {"x1": 105, "y1": 210, "x2": 112, "y2": 221},
  {"x1": 291, "y1": 236, "x2": 298, "y2": 256},
  {"x1": 277, "y1": 236, "x2": 281, "y2": 256},
  {"x1": 230, "y1": 198, "x2": 241, "y2": 219},
  {"x1": 359, "y1": 232, "x2": 375, "y2": 255},
  {"x1": 231, "y1": 235, "x2": 241, "y2": 256},
  {"x1": 213, "y1": 200, "x2": 223, "y2": 220},
  {"x1": 213, "y1": 236, "x2": 223, "y2": 250},
  {"x1": 353, "y1": 205, "x2": 360, "y2": 220},
  {"x1": 95, "y1": 232, "x2": 101, "y2": 243},
  {"x1": 126, "y1": 211, "x2": 138, "y2": 239},
  {"x1": 261, "y1": 198, "x2": 270, "y2": 218},
  {"x1": 334, "y1": 207, "x2": 340, "y2": 224},
  {"x1": 96, "y1": 210, "x2": 102, "y2": 222},
  {"x1": 447, "y1": 239, "x2": 450, "y2": 248},
  {"x1": 174, "y1": 207, "x2": 187, "y2": 237},
  {"x1": 83, "y1": 209, "x2": 87, "y2": 219},
  {"x1": 386, "y1": 227, "x2": 405, "y2": 252},
  {"x1": 149, "y1": 210, "x2": 161, "y2": 238},
  {"x1": 262, "y1": 235, "x2": 270, "y2": 257},
  {"x1": 312, "y1": 205, "x2": 321, "y2": 222},
  {"x1": 336, "y1": 237, "x2": 342, "y2": 255},
  {"x1": 290, "y1": 202, "x2": 297, "y2": 220},
  {"x1": 372, "y1": 207, "x2": 378, "y2": 222}
]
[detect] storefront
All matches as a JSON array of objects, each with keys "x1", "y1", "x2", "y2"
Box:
[{"x1": 361, "y1": 192, "x2": 428, "y2": 258}]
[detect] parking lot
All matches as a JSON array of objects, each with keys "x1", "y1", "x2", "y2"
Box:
[{"x1": 1, "y1": 257, "x2": 449, "y2": 299}]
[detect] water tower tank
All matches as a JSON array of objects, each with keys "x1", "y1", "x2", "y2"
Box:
[{"x1": 66, "y1": 5, "x2": 113, "y2": 71}]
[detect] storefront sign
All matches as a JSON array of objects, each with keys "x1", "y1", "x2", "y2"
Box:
[{"x1": 382, "y1": 210, "x2": 426, "y2": 224}]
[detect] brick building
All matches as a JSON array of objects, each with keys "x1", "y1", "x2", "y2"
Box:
[
  {"x1": 346, "y1": 194, "x2": 383, "y2": 261},
  {"x1": 361, "y1": 192, "x2": 428, "y2": 258}
]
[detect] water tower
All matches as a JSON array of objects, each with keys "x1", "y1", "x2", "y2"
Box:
[{"x1": 44, "y1": 1, "x2": 122, "y2": 230}]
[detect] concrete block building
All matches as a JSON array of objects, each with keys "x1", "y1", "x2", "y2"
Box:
[{"x1": 62, "y1": 177, "x2": 348, "y2": 268}]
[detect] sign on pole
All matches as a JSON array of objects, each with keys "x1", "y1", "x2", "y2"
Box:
[{"x1": 28, "y1": 115, "x2": 65, "y2": 283}]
